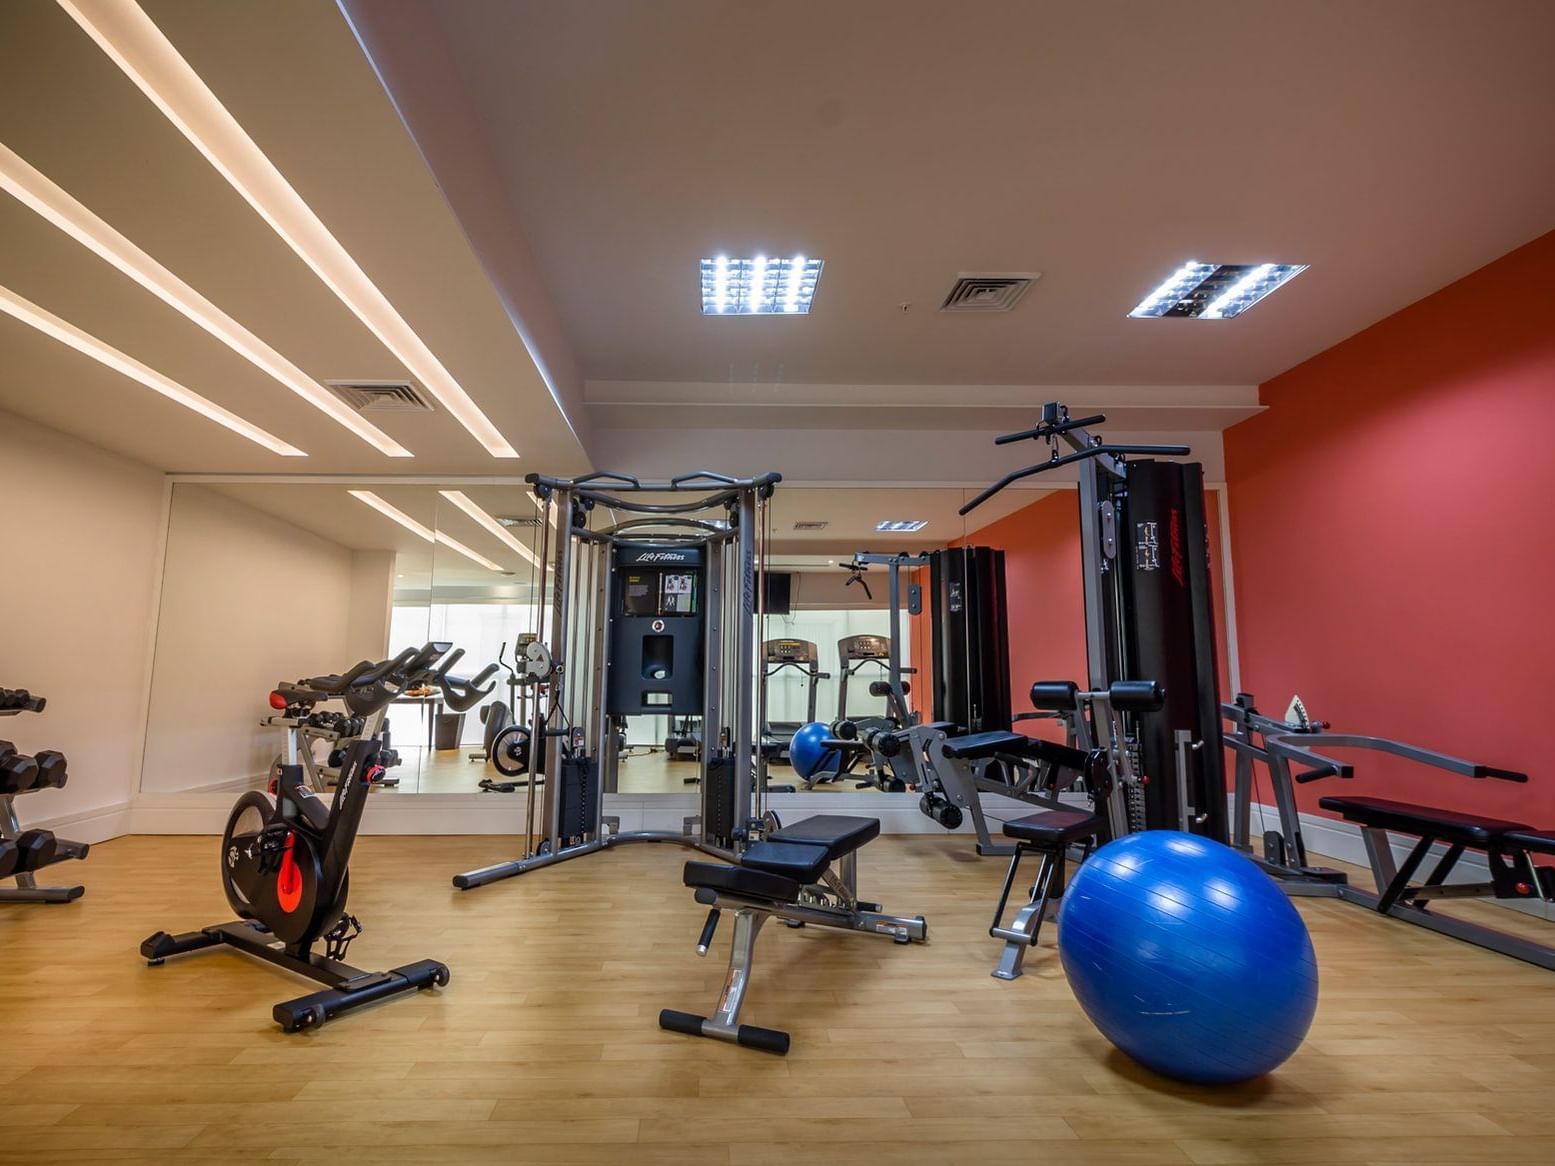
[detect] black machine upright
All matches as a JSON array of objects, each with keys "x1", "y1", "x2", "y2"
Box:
[
  {"x1": 960, "y1": 402, "x2": 1225, "y2": 840},
  {"x1": 927, "y1": 546, "x2": 1011, "y2": 736}
]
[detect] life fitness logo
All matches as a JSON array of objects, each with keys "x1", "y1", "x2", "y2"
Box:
[
  {"x1": 636, "y1": 552, "x2": 689, "y2": 562},
  {"x1": 652, "y1": 619, "x2": 666, "y2": 632}
]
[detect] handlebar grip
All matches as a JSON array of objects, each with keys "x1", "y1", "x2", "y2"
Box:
[
  {"x1": 696, "y1": 908, "x2": 720, "y2": 954},
  {"x1": 430, "y1": 647, "x2": 466, "y2": 682},
  {"x1": 357, "y1": 647, "x2": 418, "y2": 686},
  {"x1": 994, "y1": 427, "x2": 1043, "y2": 445},
  {"x1": 1478, "y1": 765, "x2": 1530, "y2": 783},
  {"x1": 1295, "y1": 763, "x2": 1349, "y2": 783}
]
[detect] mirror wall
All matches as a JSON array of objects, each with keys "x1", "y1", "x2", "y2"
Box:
[
  {"x1": 139, "y1": 480, "x2": 544, "y2": 795},
  {"x1": 137, "y1": 478, "x2": 1227, "y2": 801}
]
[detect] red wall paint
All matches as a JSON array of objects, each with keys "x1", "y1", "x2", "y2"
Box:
[
  {"x1": 956, "y1": 492, "x2": 1089, "y2": 742},
  {"x1": 1225, "y1": 229, "x2": 1555, "y2": 824}
]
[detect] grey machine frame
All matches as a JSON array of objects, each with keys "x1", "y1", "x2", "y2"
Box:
[
  {"x1": 454, "y1": 471, "x2": 781, "y2": 888},
  {"x1": 1223, "y1": 696, "x2": 1555, "y2": 971}
]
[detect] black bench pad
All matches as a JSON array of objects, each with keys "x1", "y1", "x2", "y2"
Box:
[
  {"x1": 768, "y1": 815, "x2": 879, "y2": 861},
  {"x1": 942, "y1": 731, "x2": 1089, "y2": 771},
  {"x1": 1318, "y1": 796, "x2": 1533, "y2": 848},
  {"x1": 1502, "y1": 831, "x2": 1555, "y2": 855},
  {"x1": 683, "y1": 861, "x2": 802, "y2": 903},
  {"x1": 739, "y1": 840, "x2": 832, "y2": 884},
  {"x1": 942, "y1": 731, "x2": 1040, "y2": 760},
  {"x1": 1004, "y1": 808, "x2": 1105, "y2": 846}
]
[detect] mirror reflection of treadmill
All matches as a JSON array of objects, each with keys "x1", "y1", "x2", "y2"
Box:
[{"x1": 763, "y1": 638, "x2": 823, "y2": 765}]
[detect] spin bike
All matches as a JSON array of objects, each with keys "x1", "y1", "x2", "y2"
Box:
[{"x1": 141, "y1": 645, "x2": 489, "y2": 1030}]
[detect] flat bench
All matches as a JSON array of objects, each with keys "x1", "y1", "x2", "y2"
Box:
[
  {"x1": 1320, "y1": 794, "x2": 1555, "y2": 912},
  {"x1": 662, "y1": 814, "x2": 925, "y2": 1054}
]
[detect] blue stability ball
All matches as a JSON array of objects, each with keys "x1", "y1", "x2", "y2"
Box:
[
  {"x1": 788, "y1": 722, "x2": 841, "y2": 781},
  {"x1": 1057, "y1": 830, "x2": 1319, "y2": 1086}
]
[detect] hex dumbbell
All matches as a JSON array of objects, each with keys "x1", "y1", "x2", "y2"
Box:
[
  {"x1": 30, "y1": 750, "x2": 68, "y2": 789},
  {"x1": 11, "y1": 830, "x2": 58, "y2": 872},
  {"x1": 0, "y1": 742, "x2": 38, "y2": 793}
]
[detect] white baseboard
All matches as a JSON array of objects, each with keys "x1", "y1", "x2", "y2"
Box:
[{"x1": 7, "y1": 799, "x2": 133, "y2": 845}]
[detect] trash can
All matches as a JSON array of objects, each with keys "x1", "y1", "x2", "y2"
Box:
[{"x1": 434, "y1": 712, "x2": 466, "y2": 750}]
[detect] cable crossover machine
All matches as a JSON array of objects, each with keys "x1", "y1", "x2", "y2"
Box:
[{"x1": 454, "y1": 471, "x2": 783, "y2": 889}]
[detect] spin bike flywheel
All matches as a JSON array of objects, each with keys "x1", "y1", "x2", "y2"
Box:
[{"x1": 220, "y1": 791, "x2": 339, "y2": 946}]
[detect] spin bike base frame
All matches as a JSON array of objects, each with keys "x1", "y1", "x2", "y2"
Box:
[{"x1": 142, "y1": 921, "x2": 449, "y2": 1031}]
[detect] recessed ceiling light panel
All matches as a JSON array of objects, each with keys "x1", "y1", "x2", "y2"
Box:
[
  {"x1": 876, "y1": 520, "x2": 928, "y2": 532},
  {"x1": 1128, "y1": 262, "x2": 1306, "y2": 319},
  {"x1": 701, "y1": 255, "x2": 823, "y2": 315}
]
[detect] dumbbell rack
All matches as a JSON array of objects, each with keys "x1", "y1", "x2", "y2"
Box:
[{"x1": 0, "y1": 701, "x2": 89, "y2": 903}]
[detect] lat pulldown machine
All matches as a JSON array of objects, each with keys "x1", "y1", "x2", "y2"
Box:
[{"x1": 952, "y1": 401, "x2": 1226, "y2": 840}]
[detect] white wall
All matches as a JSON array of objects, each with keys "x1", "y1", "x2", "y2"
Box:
[
  {"x1": 346, "y1": 549, "x2": 395, "y2": 663},
  {"x1": 0, "y1": 410, "x2": 166, "y2": 835},
  {"x1": 140, "y1": 486, "x2": 355, "y2": 792}
]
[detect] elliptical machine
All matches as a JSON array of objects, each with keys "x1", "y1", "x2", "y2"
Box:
[{"x1": 141, "y1": 645, "x2": 487, "y2": 1030}]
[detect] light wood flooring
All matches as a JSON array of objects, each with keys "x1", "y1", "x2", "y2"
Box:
[{"x1": 4, "y1": 833, "x2": 1555, "y2": 1164}]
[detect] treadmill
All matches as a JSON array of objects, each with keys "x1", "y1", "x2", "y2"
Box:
[{"x1": 763, "y1": 638, "x2": 828, "y2": 765}]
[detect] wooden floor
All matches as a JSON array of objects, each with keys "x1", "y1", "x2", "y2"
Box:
[{"x1": 5, "y1": 834, "x2": 1555, "y2": 1164}]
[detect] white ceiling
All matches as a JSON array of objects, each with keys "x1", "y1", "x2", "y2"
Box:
[
  {"x1": 3, "y1": 0, "x2": 1551, "y2": 494},
  {"x1": 0, "y1": 0, "x2": 588, "y2": 477},
  {"x1": 348, "y1": 0, "x2": 1555, "y2": 426}
]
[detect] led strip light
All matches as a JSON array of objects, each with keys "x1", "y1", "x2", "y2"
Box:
[
  {"x1": 348, "y1": 490, "x2": 504, "y2": 573},
  {"x1": 438, "y1": 491, "x2": 542, "y2": 567},
  {"x1": 0, "y1": 141, "x2": 410, "y2": 457},
  {"x1": 60, "y1": 0, "x2": 519, "y2": 459},
  {"x1": 0, "y1": 284, "x2": 304, "y2": 456}
]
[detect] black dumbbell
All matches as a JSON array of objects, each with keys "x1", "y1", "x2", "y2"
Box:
[
  {"x1": 0, "y1": 690, "x2": 44, "y2": 713},
  {"x1": 0, "y1": 742, "x2": 38, "y2": 793},
  {"x1": 12, "y1": 829, "x2": 57, "y2": 872},
  {"x1": 0, "y1": 837, "x2": 17, "y2": 878},
  {"x1": 31, "y1": 750, "x2": 67, "y2": 789}
]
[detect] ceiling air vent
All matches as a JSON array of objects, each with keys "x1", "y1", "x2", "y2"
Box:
[
  {"x1": 325, "y1": 380, "x2": 434, "y2": 412},
  {"x1": 793, "y1": 521, "x2": 829, "y2": 531},
  {"x1": 939, "y1": 273, "x2": 1039, "y2": 313},
  {"x1": 497, "y1": 515, "x2": 542, "y2": 529}
]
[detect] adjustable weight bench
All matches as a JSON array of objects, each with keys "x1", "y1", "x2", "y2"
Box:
[{"x1": 659, "y1": 814, "x2": 926, "y2": 1054}]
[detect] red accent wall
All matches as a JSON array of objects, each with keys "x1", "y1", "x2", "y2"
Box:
[
  {"x1": 956, "y1": 493, "x2": 1088, "y2": 742},
  {"x1": 1224, "y1": 229, "x2": 1555, "y2": 823}
]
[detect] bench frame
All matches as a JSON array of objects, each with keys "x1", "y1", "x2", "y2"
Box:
[{"x1": 660, "y1": 817, "x2": 927, "y2": 1053}]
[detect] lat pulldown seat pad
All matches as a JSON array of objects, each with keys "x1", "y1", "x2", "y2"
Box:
[{"x1": 1003, "y1": 808, "x2": 1105, "y2": 847}]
